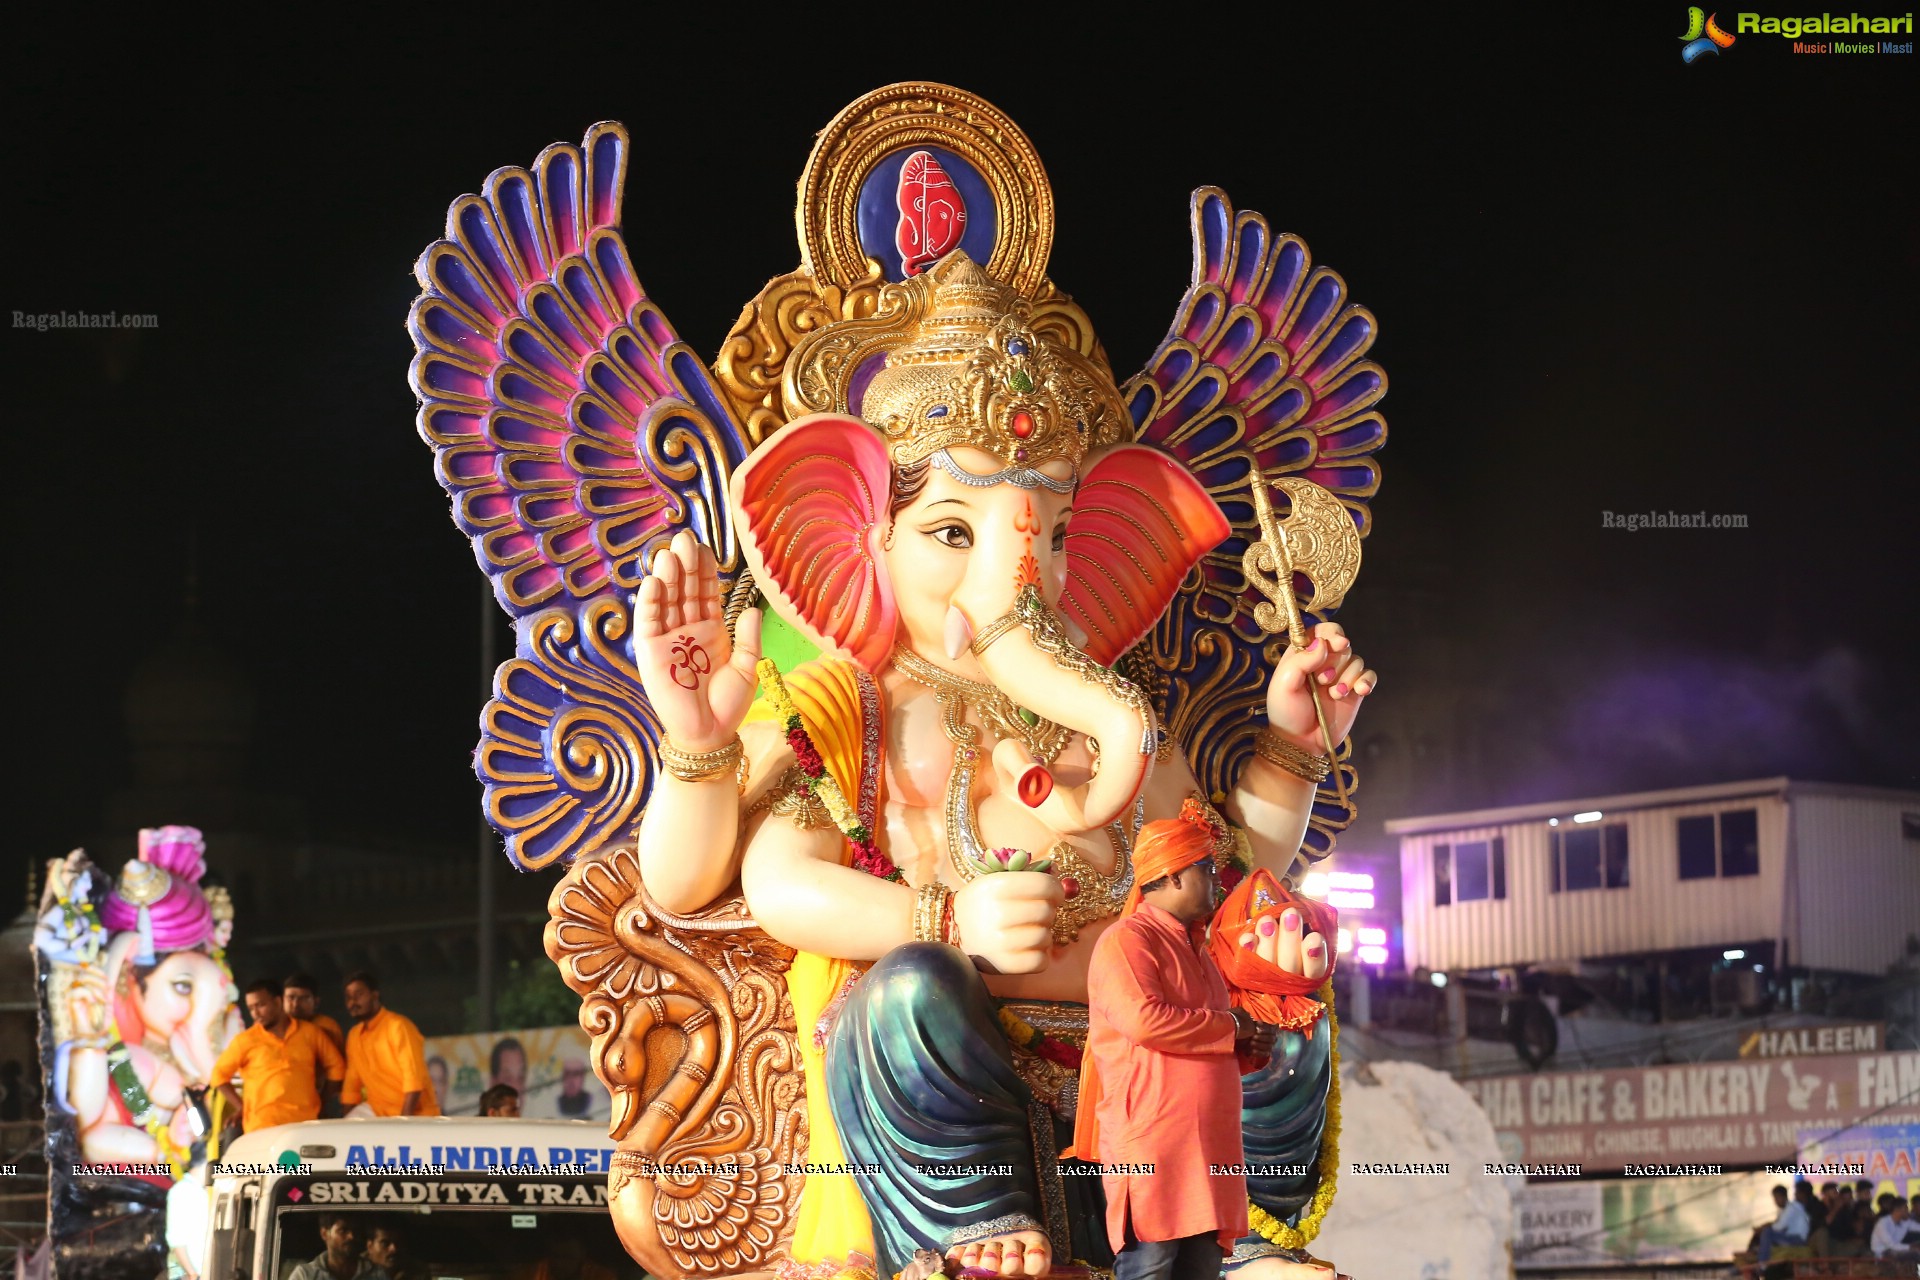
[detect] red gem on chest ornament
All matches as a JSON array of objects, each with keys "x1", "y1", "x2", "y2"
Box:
[{"x1": 1010, "y1": 410, "x2": 1035, "y2": 439}]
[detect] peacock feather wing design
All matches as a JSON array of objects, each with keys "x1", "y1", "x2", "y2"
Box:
[
  {"x1": 1123, "y1": 187, "x2": 1388, "y2": 867},
  {"x1": 409, "y1": 122, "x2": 751, "y2": 870}
]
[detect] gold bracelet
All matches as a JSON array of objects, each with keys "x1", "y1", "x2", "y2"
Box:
[
  {"x1": 660, "y1": 735, "x2": 744, "y2": 783},
  {"x1": 1252, "y1": 727, "x2": 1332, "y2": 785},
  {"x1": 912, "y1": 882, "x2": 954, "y2": 944},
  {"x1": 968, "y1": 608, "x2": 1023, "y2": 656}
]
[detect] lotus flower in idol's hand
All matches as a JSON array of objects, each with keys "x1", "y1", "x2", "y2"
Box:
[{"x1": 968, "y1": 847, "x2": 1056, "y2": 876}]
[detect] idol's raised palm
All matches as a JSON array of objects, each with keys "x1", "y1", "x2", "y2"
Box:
[{"x1": 632, "y1": 529, "x2": 763, "y2": 753}]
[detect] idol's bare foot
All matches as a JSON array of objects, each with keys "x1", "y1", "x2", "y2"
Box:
[
  {"x1": 946, "y1": 1227, "x2": 1051, "y2": 1277},
  {"x1": 1227, "y1": 1256, "x2": 1340, "y2": 1280}
]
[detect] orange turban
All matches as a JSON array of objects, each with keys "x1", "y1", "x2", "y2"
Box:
[{"x1": 1121, "y1": 797, "x2": 1222, "y2": 918}]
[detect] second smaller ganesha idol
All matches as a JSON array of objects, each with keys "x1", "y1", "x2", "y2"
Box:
[{"x1": 38, "y1": 826, "x2": 241, "y2": 1181}]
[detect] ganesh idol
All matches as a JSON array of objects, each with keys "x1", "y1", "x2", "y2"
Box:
[
  {"x1": 411, "y1": 86, "x2": 1390, "y2": 1280},
  {"x1": 641, "y1": 255, "x2": 1369, "y2": 1280},
  {"x1": 39, "y1": 826, "x2": 241, "y2": 1181}
]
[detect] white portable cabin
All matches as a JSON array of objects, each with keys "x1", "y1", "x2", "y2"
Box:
[{"x1": 1385, "y1": 778, "x2": 1920, "y2": 976}]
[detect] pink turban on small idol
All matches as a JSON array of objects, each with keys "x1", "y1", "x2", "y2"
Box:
[{"x1": 101, "y1": 826, "x2": 215, "y2": 961}]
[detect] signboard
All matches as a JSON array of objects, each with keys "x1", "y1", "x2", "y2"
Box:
[
  {"x1": 279, "y1": 1174, "x2": 614, "y2": 1209},
  {"x1": 1741, "y1": 1022, "x2": 1885, "y2": 1058},
  {"x1": 1513, "y1": 1181, "x2": 1605, "y2": 1268},
  {"x1": 421, "y1": 1025, "x2": 610, "y2": 1120},
  {"x1": 1465, "y1": 1049, "x2": 1920, "y2": 1173},
  {"x1": 1797, "y1": 1122, "x2": 1920, "y2": 1198},
  {"x1": 1515, "y1": 1173, "x2": 1777, "y2": 1270}
]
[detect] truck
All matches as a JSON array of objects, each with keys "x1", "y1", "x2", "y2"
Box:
[{"x1": 196, "y1": 1117, "x2": 638, "y2": 1280}]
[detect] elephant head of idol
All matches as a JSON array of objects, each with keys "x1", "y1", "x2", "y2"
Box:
[
  {"x1": 731, "y1": 254, "x2": 1230, "y2": 833},
  {"x1": 99, "y1": 826, "x2": 240, "y2": 1084}
]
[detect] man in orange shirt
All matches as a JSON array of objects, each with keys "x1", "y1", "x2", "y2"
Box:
[
  {"x1": 340, "y1": 971, "x2": 439, "y2": 1117},
  {"x1": 285, "y1": 971, "x2": 347, "y2": 1117},
  {"x1": 283, "y1": 972, "x2": 346, "y2": 1052},
  {"x1": 212, "y1": 980, "x2": 346, "y2": 1132},
  {"x1": 1076, "y1": 805, "x2": 1281, "y2": 1280}
]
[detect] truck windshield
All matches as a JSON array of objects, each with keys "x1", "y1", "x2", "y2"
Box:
[{"x1": 270, "y1": 1194, "x2": 638, "y2": 1280}]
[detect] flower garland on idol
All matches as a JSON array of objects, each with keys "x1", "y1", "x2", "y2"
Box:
[{"x1": 756, "y1": 659, "x2": 904, "y2": 885}]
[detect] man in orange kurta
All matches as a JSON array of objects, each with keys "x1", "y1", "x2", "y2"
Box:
[
  {"x1": 283, "y1": 972, "x2": 347, "y2": 1051},
  {"x1": 211, "y1": 980, "x2": 347, "y2": 1131},
  {"x1": 340, "y1": 971, "x2": 440, "y2": 1117},
  {"x1": 1077, "y1": 803, "x2": 1276, "y2": 1280}
]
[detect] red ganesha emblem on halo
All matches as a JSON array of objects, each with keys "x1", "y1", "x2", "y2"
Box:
[{"x1": 896, "y1": 150, "x2": 967, "y2": 277}]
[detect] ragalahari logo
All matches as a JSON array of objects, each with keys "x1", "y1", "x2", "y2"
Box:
[{"x1": 1680, "y1": 7, "x2": 1738, "y2": 60}]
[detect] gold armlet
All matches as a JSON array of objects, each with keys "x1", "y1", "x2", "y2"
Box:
[
  {"x1": 768, "y1": 767, "x2": 834, "y2": 829},
  {"x1": 968, "y1": 609, "x2": 1023, "y2": 656},
  {"x1": 912, "y1": 882, "x2": 954, "y2": 944},
  {"x1": 1252, "y1": 727, "x2": 1332, "y2": 785},
  {"x1": 661, "y1": 735, "x2": 744, "y2": 784}
]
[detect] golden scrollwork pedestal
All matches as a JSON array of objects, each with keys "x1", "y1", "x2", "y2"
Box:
[{"x1": 546, "y1": 847, "x2": 807, "y2": 1279}]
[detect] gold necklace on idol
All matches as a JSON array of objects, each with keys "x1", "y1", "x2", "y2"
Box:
[{"x1": 888, "y1": 645, "x2": 1136, "y2": 941}]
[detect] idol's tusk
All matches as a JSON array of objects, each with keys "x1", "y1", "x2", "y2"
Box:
[{"x1": 944, "y1": 605, "x2": 975, "y2": 661}]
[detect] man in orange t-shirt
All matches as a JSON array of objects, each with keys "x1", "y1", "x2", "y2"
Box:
[
  {"x1": 340, "y1": 971, "x2": 440, "y2": 1117},
  {"x1": 212, "y1": 980, "x2": 346, "y2": 1132},
  {"x1": 282, "y1": 972, "x2": 346, "y2": 1052}
]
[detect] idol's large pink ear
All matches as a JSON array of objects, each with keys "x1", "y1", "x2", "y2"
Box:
[
  {"x1": 1061, "y1": 445, "x2": 1231, "y2": 665},
  {"x1": 731, "y1": 413, "x2": 897, "y2": 672}
]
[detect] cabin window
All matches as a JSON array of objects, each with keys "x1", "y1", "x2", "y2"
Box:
[
  {"x1": 1446, "y1": 838, "x2": 1508, "y2": 903},
  {"x1": 1720, "y1": 808, "x2": 1759, "y2": 877},
  {"x1": 1903, "y1": 811, "x2": 1920, "y2": 841},
  {"x1": 1676, "y1": 808, "x2": 1759, "y2": 879},
  {"x1": 1552, "y1": 825, "x2": 1629, "y2": 892},
  {"x1": 1677, "y1": 815, "x2": 1717, "y2": 880},
  {"x1": 1433, "y1": 843, "x2": 1452, "y2": 906},
  {"x1": 1605, "y1": 824, "x2": 1630, "y2": 888},
  {"x1": 1455, "y1": 841, "x2": 1489, "y2": 900}
]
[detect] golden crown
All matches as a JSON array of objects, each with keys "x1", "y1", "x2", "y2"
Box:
[
  {"x1": 785, "y1": 254, "x2": 1129, "y2": 474},
  {"x1": 117, "y1": 859, "x2": 172, "y2": 908}
]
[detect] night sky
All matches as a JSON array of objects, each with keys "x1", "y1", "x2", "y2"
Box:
[{"x1": 7, "y1": 15, "x2": 1915, "y2": 898}]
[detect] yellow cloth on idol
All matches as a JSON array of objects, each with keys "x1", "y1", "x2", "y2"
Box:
[{"x1": 745, "y1": 657, "x2": 877, "y2": 1265}]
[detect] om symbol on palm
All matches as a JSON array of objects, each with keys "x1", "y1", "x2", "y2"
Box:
[{"x1": 668, "y1": 634, "x2": 712, "y2": 690}]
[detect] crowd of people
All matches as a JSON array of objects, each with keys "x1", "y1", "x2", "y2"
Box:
[
  {"x1": 1744, "y1": 1177, "x2": 1920, "y2": 1266},
  {"x1": 210, "y1": 971, "x2": 523, "y2": 1132}
]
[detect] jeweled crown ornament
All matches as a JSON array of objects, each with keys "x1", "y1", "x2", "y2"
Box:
[{"x1": 856, "y1": 254, "x2": 1128, "y2": 474}]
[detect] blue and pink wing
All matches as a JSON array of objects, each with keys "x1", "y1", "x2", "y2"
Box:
[
  {"x1": 1123, "y1": 187, "x2": 1388, "y2": 864},
  {"x1": 410, "y1": 121, "x2": 745, "y2": 615},
  {"x1": 408, "y1": 122, "x2": 750, "y2": 870}
]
